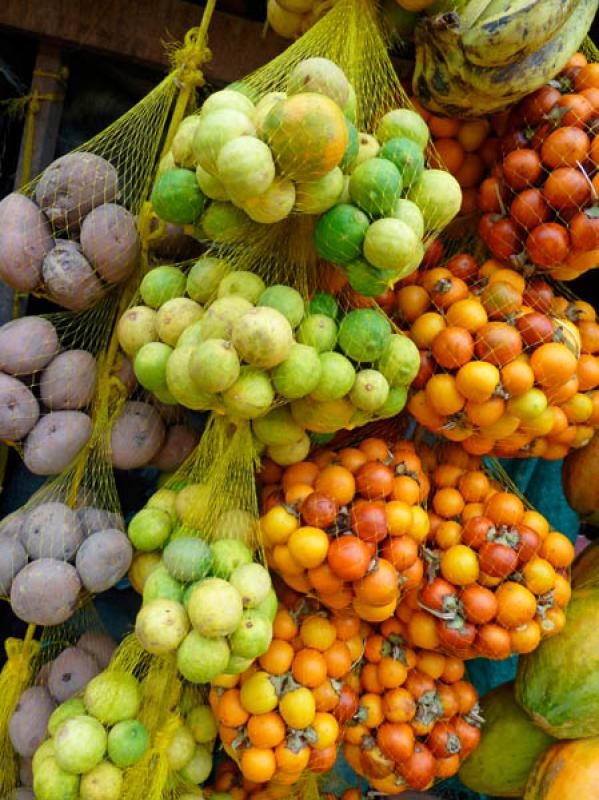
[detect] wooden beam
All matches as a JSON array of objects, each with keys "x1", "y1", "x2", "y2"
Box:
[{"x1": 0, "y1": 0, "x2": 289, "y2": 85}]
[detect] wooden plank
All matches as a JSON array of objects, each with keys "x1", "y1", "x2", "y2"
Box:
[{"x1": 0, "y1": 0, "x2": 288, "y2": 85}]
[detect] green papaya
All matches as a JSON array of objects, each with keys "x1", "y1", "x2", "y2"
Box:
[
  {"x1": 516, "y1": 584, "x2": 599, "y2": 738},
  {"x1": 459, "y1": 680, "x2": 555, "y2": 797},
  {"x1": 572, "y1": 540, "x2": 599, "y2": 589}
]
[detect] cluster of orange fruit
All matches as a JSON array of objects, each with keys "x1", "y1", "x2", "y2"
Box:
[{"x1": 393, "y1": 252, "x2": 599, "y2": 459}]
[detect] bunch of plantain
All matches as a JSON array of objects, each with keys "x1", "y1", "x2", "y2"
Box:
[{"x1": 413, "y1": 0, "x2": 599, "y2": 117}]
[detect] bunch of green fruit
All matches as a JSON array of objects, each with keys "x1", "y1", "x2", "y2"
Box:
[
  {"x1": 313, "y1": 106, "x2": 462, "y2": 294},
  {"x1": 150, "y1": 57, "x2": 359, "y2": 233},
  {"x1": 117, "y1": 261, "x2": 420, "y2": 464},
  {"x1": 127, "y1": 486, "x2": 276, "y2": 685}
]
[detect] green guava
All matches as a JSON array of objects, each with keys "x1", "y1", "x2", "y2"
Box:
[
  {"x1": 84, "y1": 672, "x2": 141, "y2": 725},
  {"x1": 106, "y1": 720, "x2": 149, "y2": 769},
  {"x1": 252, "y1": 405, "x2": 305, "y2": 446},
  {"x1": 187, "y1": 578, "x2": 244, "y2": 636},
  {"x1": 151, "y1": 169, "x2": 206, "y2": 225},
  {"x1": 286, "y1": 57, "x2": 350, "y2": 108},
  {"x1": 193, "y1": 109, "x2": 256, "y2": 175},
  {"x1": 117, "y1": 306, "x2": 158, "y2": 358},
  {"x1": 187, "y1": 257, "x2": 231, "y2": 304},
  {"x1": 218, "y1": 271, "x2": 265, "y2": 303},
  {"x1": 135, "y1": 598, "x2": 189, "y2": 655},
  {"x1": 176, "y1": 631, "x2": 230, "y2": 683},
  {"x1": 340, "y1": 121, "x2": 360, "y2": 172},
  {"x1": 140, "y1": 267, "x2": 186, "y2": 309},
  {"x1": 407, "y1": 169, "x2": 462, "y2": 233},
  {"x1": 166, "y1": 724, "x2": 196, "y2": 771},
  {"x1": 349, "y1": 369, "x2": 390, "y2": 412},
  {"x1": 232, "y1": 307, "x2": 294, "y2": 369},
  {"x1": 390, "y1": 197, "x2": 425, "y2": 239},
  {"x1": 224, "y1": 653, "x2": 254, "y2": 675},
  {"x1": 199, "y1": 296, "x2": 253, "y2": 341},
  {"x1": 380, "y1": 137, "x2": 425, "y2": 187},
  {"x1": 255, "y1": 587, "x2": 278, "y2": 621},
  {"x1": 163, "y1": 537, "x2": 213, "y2": 582},
  {"x1": 147, "y1": 488, "x2": 177, "y2": 522},
  {"x1": 374, "y1": 385, "x2": 408, "y2": 419},
  {"x1": 133, "y1": 341, "x2": 172, "y2": 393},
  {"x1": 179, "y1": 745, "x2": 212, "y2": 784},
  {"x1": 243, "y1": 177, "x2": 296, "y2": 223},
  {"x1": 338, "y1": 309, "x2": 391, "y2": 362},
  {"x1": 313, "y1": 204, "x2": 370, "y2": 265},
  {"x1": 33, "y1": 755, "x2": 80, "y2": 800},
  {"x1": 271, "y1": 343, "x2": 322, "y2": 399},
  {"x1": 229, "y1": 609, "x2": 273, "y2": 659},
  {"x1": 157, "y1": 298, "x2": 203, "y2": 347},
  {"x1": 176, "y1": 320, "x2": 204, "y2": 350},
  {"x1": 222, "y1": 367, "x2": 274, "y2": 419},
  {"x1": 295, "y1": 167, "x2": 344, "y2": 215},
  {"x1": 345, "y1": 257, "x2": 397, "y2": 297},
  {"x1": 363, "y1": 218, "x2": 420, "y2": 272},
  {"x1": 268, "y1": 433, "x2": 311, "y2": 466},
  {"x1": 217, "y1": 137, "x2": 275, "y2": 203},
  {"x1": 172, "y1": 116, "x2": 202, "y2": 168},
  {"x1": 254, "y1": 92, "x2": 287, "y2": 136},
  {"x1": 353, "y1": 133, "x2": 380, "y2": 168},
  {"x1": 376, "y1": 109, "x2": 429, "y2": 150},
  {"x1": 229, "y1": 563, "x2": 271, "y2": 608},
  {"x1": 48, "y1": 698, "x2": 87, "y2": 737},
  {"x1": 201, "y1": 90, "x2": 255, "y2": 122},
  {"x1": 128, "y1": 508, "x2": 172, "y2": 551},
  {"x1": 156, "y1": 151, "x2": 176, "y2": 179},
  {"x1": 166, "y1": 346, "x2": 217, "y2": 411},
  {"x1": 79, "y1": 761, "x2": 123, "y2": 800},
  {"x1": 376, "y1": 333, "x2": 420, "y2": 387},
  {"x1": 258, "y1": 285, "x2": 305, "y2": 329},
  {"x1": 209, "y1": 539, "x2": 253, "y2": 580},
  {"x1": 310, "y1": 351, "x2": 356, "y2": 401},
  {"x1": 32, "y1": 740, "x2": 55, "y2": 773},
  {"x1": 54, "y1": 715, "x2": 107, "y2": 774},
  {"x1": 344, "y1": 82, "x2": 357, "y2": 122},
  {"x1": 196, "y1": 164, "x2": 229, "y2": 201},
  {"x1": 187, "y1": 705, "x2": 218, "y2": 744},
  {"x1": 199, "y1": 202, "x2": 250, "y2": 242},
  {"x1": 291, "y1": 396, "x2": 354, "y2": 433},
  {"x1": 297, "y1": 314, "x2": 338, "y2": 352},
  {"x1": 308, "y1": 291, "x2": 338, "y2": 319},
  {"x1": 349, "y1": 157, "x2": 402, "y2": 217},
  {"x1": 142, "y1": 566, "x2": 184, "y2": 605},
  {"x1": 213, "y1": 509, "x2": 257, "y2": 544}
]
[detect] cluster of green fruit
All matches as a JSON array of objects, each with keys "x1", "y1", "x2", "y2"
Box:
[
  {"x1": 313, "y1": 106, "x2": 462, "y2": 295},
  {"x1": 127, "y1": 488, "x2": 276, "y2": 685},
  {"x1": 151, "y1": 56, "x2": 359, "y2": 233},
  {"x1": 31, "y1": 670, "x2": 217, "y2": 800},
  {"x1": 117, "y1": 259, "x2": 420, "y2": 463}
]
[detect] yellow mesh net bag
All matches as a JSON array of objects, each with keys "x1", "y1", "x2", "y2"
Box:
[{"x1": 2, "y1": 601, "x2": 118, "y2": 797}]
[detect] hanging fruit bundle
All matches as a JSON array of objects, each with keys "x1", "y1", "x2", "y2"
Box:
[
  {"x1": 395, "y1": 445, "x2": 574, "y2": 661},
  {"x1": 259, "y1": 437, "x2": 428, "y2": 622},
  {"x1": 399, "y1": 251, "x2": 599, "y2": 459},
  {"x1": 343, "y1": 616, "x2": 481, "y2": 794},
  {"x1": 479, "y1": 52, "x2": 599, "y2": 281},
  {"x1": 210, "y1": 594, "x2": 363, "y2": 790}
]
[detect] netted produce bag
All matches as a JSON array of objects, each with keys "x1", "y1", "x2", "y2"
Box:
[
  {"x1": 3, "y1": 601, "x2": 118, "y2": 798},
  {"x1": 344, "y1": 614, "x2": 482, "y2": 794},
  {"x1": 211, "y1": 587, "x2": 364, "y2": 791},
  {"x1": 115, "y1": 251, "x2": 422, "y2": 466},
  {"x1": 123, "y1": 413, "x2": 278, "y2": 692},
  {"x1": 394, "y1": 441, "x2": 573, "y2": 662},
  {"x1": 26, "y1": 628, "x2": 217, "y2": 800},
  {"x1": 259, "y1": 430, "x2": 431, "y2": 622},
  {"x1": 477, "y1": 46, "x2": 599, "y2": 282},
  {"x1": 150, "y1": 0, "x2": 464, "y2": 305},
  {"x1": 396, "y1": 249, "x2": 599, "y2": 460}
]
